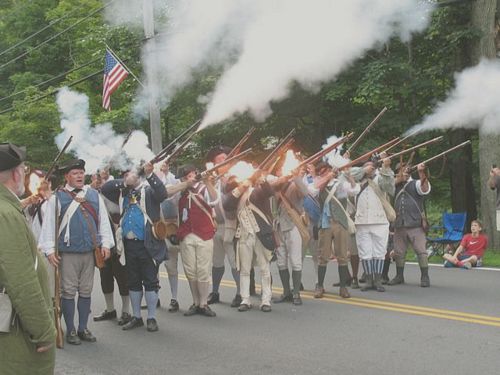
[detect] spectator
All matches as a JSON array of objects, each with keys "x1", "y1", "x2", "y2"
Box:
[{"x1": 443, "y1": 220, "x2": 488, "y2": 269}]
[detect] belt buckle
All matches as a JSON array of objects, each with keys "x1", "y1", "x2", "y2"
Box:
[{"x1": 125, "y1": 231, "x2": 137, "y2": 240}]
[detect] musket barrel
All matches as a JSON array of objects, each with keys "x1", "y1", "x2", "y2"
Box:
[
  {"x1": 259, "y1": 129, "x2": 295, "y2": 170},
  {"x1": 298, "y1": 132, "x2": 353, "y2": 169},
  {"x1": 45, "y1": 136, "x2": 73, "y2": 180},
  {"x1": 153, "y1": 119, "x2": 201, "y2": 163},
  {"x1": 199, "y1": 148, "x2": 253, "y2": 179},
  {"x1": 347, "y1": 107, "x2": 387, "y2": 153},
  {"x1": 383, "y1": 131, "x2": 418, "y2": 153},
  {"x1": 156, "y1": 130, "x2": 198, "y2": 164},
  {"x1": 227, "y1": 127, "x2": 256, "y2": 158},
  {"x1": 386, "y1": 136, "x2": 443, "y2": 161},
  {"x1": 339, "y1": 137, "x2": 400, "y2": 170},
  {"x1": 409, "y1": 140, "x2": 471, "y2": 171}
]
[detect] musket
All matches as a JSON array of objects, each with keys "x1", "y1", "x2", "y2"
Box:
[
  {"x1": 409, "y1": 140, "x2": 471, "y2": 172},
  {"x1": 296, "y1": 132, "x2": 354, "y2": 170},
  {"x1": 382, "y1": 130, "x2": 418, "y2": 153},
  {"x1": 258, "y1": 129, "x2": 296, "y2": 170},
  {"x1": 198, "y1": 148, "x2": 253, "y2": 180},
  {"x1": 227, "y1": 127, "x2": 256, "y2": 158},
  {"x1": 45, "y1": 136, "x2": 73, "y2": 181},
  {"x1": 31, "y1": 136, "x2": 73, "y2": 218},
  {"x1": 347, "y1": 107, "x2": 387, "y2": 153},
  {"x1": 385, "y1": 136, "x2": 444, "y2": 161},
  {"x1": 339, "y1": 137, "x2": 400, "y2": 170},
  {"x1": 152, "y1": 119, "x2": 201, "y2": 164},
  {"x1": 53, "y1": 193, "x2": 64, "y2": 349},
  {"x1": 155, "y1": 130, "x2": 198, "y2": 164}
]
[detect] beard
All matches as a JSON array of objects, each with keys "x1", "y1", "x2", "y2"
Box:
[{"x1": 16, "y1": 179, "x2": 26, "y2": 197}]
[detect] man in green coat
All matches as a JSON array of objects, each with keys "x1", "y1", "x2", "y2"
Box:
[{"x1": 0, "y1": 143, "x2": 56, "y2": 375}]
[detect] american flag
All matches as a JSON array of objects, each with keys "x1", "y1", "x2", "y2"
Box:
[{"x1": 102, "y1": 49, "x2": 128, "y2": 110}]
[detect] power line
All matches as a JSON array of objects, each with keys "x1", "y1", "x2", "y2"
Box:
[
  {"x1": 0, "y1": 69, "x2": 103, "y2": 116},
  {"x1": 0, "y1": 5, "x2": 88, "y2": 59},
  {"x1": 0, "y1": 0, "x2": 115, "y2": 71},
  {"x1": 0, "y1": 57, "x2": 101, "y2": 104}
]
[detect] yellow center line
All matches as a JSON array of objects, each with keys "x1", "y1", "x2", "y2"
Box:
[{"x1": 159, "y1": 272, "x2": 500, "y2": 327}]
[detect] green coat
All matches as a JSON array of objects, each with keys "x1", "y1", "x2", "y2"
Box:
[{"x1": 0, "y1": 184, "x2": 56, "y2": 375}]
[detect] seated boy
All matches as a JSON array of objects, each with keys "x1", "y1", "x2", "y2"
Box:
[{"x1": 443, "y1": 220, "x2": 488, "y2": 269}]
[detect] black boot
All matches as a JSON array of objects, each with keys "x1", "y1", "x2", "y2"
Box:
[
  {"x1": 373, "y1": 274, "x2": 385, "y2": 292},
  {"x1": 388, "y1": 266, "x2": 405, "y2": 285},
  {"x1": 292, "y1": 270, "x2": 302, "y2": 296},
  {"x1": 275, "y1": 269, "x2": 292, "y2": 302},
  {"x1": 361, "y1": 274, "x2": 374, "y2": 291},
  {"x1": 420, "y1": 267, "x2": 430, "y2": 287},
  {"x1": 338, "y1": 265, "x2": 351, "y2": 298},
  {"x1": 382, "y1": 259, "x2": 391, "y2": 285},
  {"x1": 359, "y1": 272, "x2": 367, "y2": 283}
]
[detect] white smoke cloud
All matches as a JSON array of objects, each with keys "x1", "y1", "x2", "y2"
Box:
[
  {"x1": 407, "y1": 59, "x2": 500, "y2": 135},
  {"x1": 106, "y1": 0, "x2": 432, "y2": 127},
  {"x1": 55, "y1": 87, "x2": 154, "y2": 173}
]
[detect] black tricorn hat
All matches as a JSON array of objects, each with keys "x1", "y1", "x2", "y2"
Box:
[
  {"x1": 57, "y1": 159, "x2": 86, "y2": 175},
  {"x1": 206, "y1": 145, "x2": 231, "y2": 163},
  {"x1": 177, "y1": 164, "x2": 197, "y2": 179},
  {"x1": 0, "y1": 143, "x2": 26, "y2": 171}
]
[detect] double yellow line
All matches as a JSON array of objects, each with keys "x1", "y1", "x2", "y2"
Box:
[{"x1": 160, "y1": 272, "x2": 500, "y2": 328}]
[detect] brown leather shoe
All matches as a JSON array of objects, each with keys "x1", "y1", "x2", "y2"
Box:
[
  {"x1": 339, "y1": 287, "x2": 351, "y2": 299},
  {"x1": 314, "y1": 284, "x2": 325, "y2": 298}
]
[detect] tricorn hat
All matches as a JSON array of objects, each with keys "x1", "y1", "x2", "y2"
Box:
[
  {"x1": 57, "y1": 159, "x2": 86, "y2": 175},
  {"x1": 177, "y1": 164, "x2": 197, "y2": 179},
  {"x1": 0, "y1": 143, "x2": 26, "y2": 171}
]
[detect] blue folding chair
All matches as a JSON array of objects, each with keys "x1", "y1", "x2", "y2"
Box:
[{"x1": 426, "y1": 212, "x2": 467, "y2": 257}]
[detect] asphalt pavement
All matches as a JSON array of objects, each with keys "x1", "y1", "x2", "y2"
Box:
[{"x1": 54, "y1": 259, "x2": 500, "y2": 375}]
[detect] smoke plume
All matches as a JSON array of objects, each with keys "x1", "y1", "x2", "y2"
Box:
[
  {"x1": 407, "y1": 59, "x2": 500, "y2": 135},
  {"x1": 55, "y1": 87, "x2": 154, "y2": 173},
  {"x1": 105, "y1": 0, "x2": 433, "y2": 129}
]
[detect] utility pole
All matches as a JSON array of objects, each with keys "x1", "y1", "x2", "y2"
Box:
[{"x1": 143, "y1": 0, "x2": 162, "y2": 154}]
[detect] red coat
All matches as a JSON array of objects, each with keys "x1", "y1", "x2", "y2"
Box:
[{"x1": 177, "y1": 185, "x2": 216, "y2": 241}]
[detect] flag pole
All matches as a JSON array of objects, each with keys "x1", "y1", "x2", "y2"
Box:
[{"x1": 104, "y1": 44, "x2": 145, "y2": 88}]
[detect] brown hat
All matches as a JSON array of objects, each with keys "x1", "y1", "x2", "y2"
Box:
[
  {"x1": 57, "y1": 159, "x2": 85, "y2": 175},
  {"x1": 0, "y1": 143, "x2": 26, "y2": 171}
]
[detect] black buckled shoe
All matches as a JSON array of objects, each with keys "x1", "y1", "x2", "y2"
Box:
[
  {"x1": 66, "y1": 329, "x2": 81, "y2": 345},
  {"x1": 168, "y1": 299, "x2": 179, "y2": 313},
  {"x1": 231, "y1": 294, "x2": 242, "y2": 308},
  {"x1": 207, "y1": 292, "x2": 220, "y2": 305},
  {"x1": 146, "y1": 318, "x2": 159, "y2": 332},
  {"x1": 183, "y1": 304, "x2": 199, "y2": 317},
  {"x1": 77, "y1": 329, "x2": 97, "y2": 342},
  {"x1": 117, "y1": 312, "x2": 132, "y2": 326},
  {"x1": 274, "y1": 293, "x2": 293, "y2": 303},
  {"x1": 93, "y1": 309, "x2": 117, "y2": 322},
  {"x1": 122, "y1": 317, "x2": 144, "y2": 330},
  {"x1": 198, "y1": 305, "x2": 216, "y2": 317}
]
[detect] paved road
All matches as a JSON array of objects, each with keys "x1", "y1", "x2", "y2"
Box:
[{"x1": 55, "y1": 259, "x2": 500, "y2": 375}]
